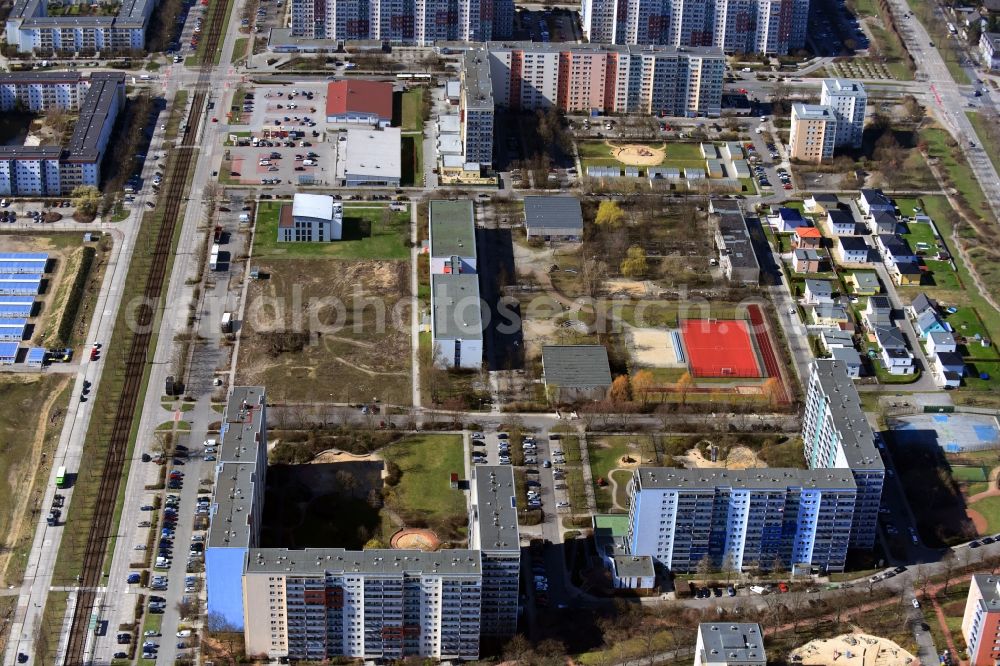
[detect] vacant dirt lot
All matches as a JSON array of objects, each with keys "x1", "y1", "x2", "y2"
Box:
[{"x1": 237, "y1": 257, "x2": 411, "y2": 405}]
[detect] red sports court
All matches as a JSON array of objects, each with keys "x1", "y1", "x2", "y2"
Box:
[{"x1": 681, "y1": 319, "x2": 762, "y2": 378}]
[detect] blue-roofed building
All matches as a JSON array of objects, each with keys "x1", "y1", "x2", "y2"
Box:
[
  {"x1": 0, "y1": 274, "x2": 42, "y2": 294},
  {"x1": 0, "y1": 295, "x2": 35, "y2": 307},
  {"x1": 0, "y1": 259, "x2": 46, "y2": 274},
  {"x1": 25, "y1": 347, "x2": 45, "y2": 367},
  {"x1": 0, "y1": 318, "x2": 26, "y2": 341},
  {"x1": 0, "y1": 342, "x2": 17, "y2": 364},
  {"x1": 0, "y1": 303, "x2": 32, "y2": 318},
  {"x1": 0, "y1": 252, "x2": 48, "y2": 262}
]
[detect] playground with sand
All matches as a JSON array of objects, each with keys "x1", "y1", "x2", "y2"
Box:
[
  {"x1": 609, "y1": 143, "x2": 667, "y2": 166},
  {"x1": 790, "y1": 632, "x2": 916, "y2": 665}
]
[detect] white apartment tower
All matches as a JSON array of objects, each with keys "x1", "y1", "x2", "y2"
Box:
[{"x1": 820, "y1": 78, "x2": 867, "y2": 149}]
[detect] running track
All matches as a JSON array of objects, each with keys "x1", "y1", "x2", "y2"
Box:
[{"x1": 747, "y1": 304, "x2": 789, "y2": 404}]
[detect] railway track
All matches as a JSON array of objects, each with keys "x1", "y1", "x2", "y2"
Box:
[{"x1": 61, "y1": 3, "x2": 228, "y2": 663}]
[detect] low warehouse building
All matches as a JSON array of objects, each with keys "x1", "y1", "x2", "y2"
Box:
[
  {"x1": 541, "y1": 345, "x2": 612, "y2": 402},
  {"x1": 523, "y1": 196, "x2": 583, "y2": 241},
  {"x1": 340, "y1": 127, "x2": 401, "y2": 187},
  {"x1": 325, "y1": 80, "x2": 393, "y2": 127}
]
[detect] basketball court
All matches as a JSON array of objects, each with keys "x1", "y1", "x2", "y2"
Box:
[{"x1": 680, "y1": 319, "x2": 762, "y2": 378}]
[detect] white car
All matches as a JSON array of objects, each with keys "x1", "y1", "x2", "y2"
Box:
[
  {"x1": 556, "y1": 501, "x2": 570, "y2": 508},
  {"x1": 176, "y1": 629, "x2": 192, "y2": 638},
  {"x1": 911, "y1": 598, "x2": 920, "y2": 608}
]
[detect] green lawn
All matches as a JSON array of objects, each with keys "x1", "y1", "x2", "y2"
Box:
[
  {"x1": 970, "y1": 495, "x2": 1000, "y2": 534},
  {"x1": 944, "y1": 306, "x2": 999, "y2": 361},
  {"x1": 923, "y1": 260, "x2": 962, "y2": 290},
  {"x1": 231, "y1": 37, "x2": 248, "y2": 64},
  {"x1": 902, "y1": 219, "x2": 937, "y2": 248},
  {"x1": 920, "y1": 128, "x2": 994, "y2": 224},
  {"x1": 967, "y1": 111, "x2": 1000, "y2": 177},
  {"x1": 952, "y1": 465, "x2": 988, "y2": 482},
  {"x1": 588, "y1": 435, "x2": 657, "y2": 512},
  {"x1": 400, "y1": 88, "x2": 424, "y2": 133},
  {"x1": 253, "y1": 201, "x2": 410, "y2": 260},
  {"x1": 382, "y1": 434, "x2": 467, "y2": 529},
  {"x1": 895, "y1": 197, "x2": 923, "y2": 218}
]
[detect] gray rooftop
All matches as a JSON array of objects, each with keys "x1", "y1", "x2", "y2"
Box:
[
  {"x1": 9, "y1": 0, "x2": 153, "y2": 28},
  {"x1": 811, "y1": 360, "x2": 882, "y2": 470},
  {"x1": 794, "y1": 248, "x2": 821, "y2": 261},
  {"x1": 715, "y1": 208, "x2": 759, "y2": 270},
  {"x1": 874, "y1": 326, "x2": 907, "y2": 350},
  {"x1": 831, "y1": 346, "x2": 862, "y2": 366},
  {"x1": 613, "y1": 555, "x2": 654, "y2": 579},
  {"x1": 429, "y1": 200, "x2": 476, "y2": 258},
  {"x1": 972, "y1": 575, "x2": 1000, "y2": 613},
  {"x1": 0, "y1": 71, "x2": 82, "y2": 84},
  {"x1": 542, "y1": 345, "x2": 612, "y2": 389},
  {"x1": 64, "y1": 72, "x2": 124, "y2": 162},
  {"x1": 839, "y1": 236, "x2": 869, "y2": 251},
  {"x1": 470, "y1": 465, "x2": 519, "y2": 552},
  {"x1": 208, "y1": 387, "x2": 267, "y2": 549},
  {"x1": 697, "y1": 623, "x2": 766, "y2": 665},
  {"x1": 485, "y1": 41, "x2": 724, "y2": 59},
  {"x1": 432, "y1": 273, "x2": 483, "y2": 340},
  {"x1": 823, "y1": 78, "x2": 867, "y2": 97},
  {"x1": 633, "y1": 467, "x2": 858, "y2": 492},
  {"x1": 523, "y1": 196, "x2": 583, "y2": 232},
  {"x1": 246, "y1": 548, "x2": 482, "y2": 576},
  {"x1": 792, "y1": 103, "x2": 835, "y2": 121},
  {"x1": 462, "y1": 48, "x2": 494, "y2": 111}
]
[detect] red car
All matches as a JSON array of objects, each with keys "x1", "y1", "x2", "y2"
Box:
[{"x1": 777, "y1": 582, "x2": 789, "y2": 593}]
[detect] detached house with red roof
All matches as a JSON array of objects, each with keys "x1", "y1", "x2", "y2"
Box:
[
  {"x1": 326, "y1": 80, "x2": 393, "y2": 127},
  {"x1": 792, "y1": 226, "x2": 822, "y2": 249}
]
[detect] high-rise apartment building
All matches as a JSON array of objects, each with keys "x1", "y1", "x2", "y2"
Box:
[
  {"x1": 290, "y1": 0, "x2": 512, "y2": 43},
  {"x1": 789, "y1": 103, "x2": 837, "y2": 163},
  {"x1": 481, "y1": 42, "x2": 724, "y2": 117},
  {"x1": 625, "y1": 361, "x2": 882, "y2": 575},
  {"x1": 962, "y1": 575, "x2": 1000, "y2": 666},
  {"x1": 802, "y1": 359, "x2": 884, "y2": 549},
  {"x1": 626, "y1": 467, "x2": 858, "y2": 574},
  {"x1": 460, "y1": 49, "x2": 495, "y2": 166},
  {"x1": 206, "y1": 387, "x2": 519, "y2": 662},
  {"x1": 820, "y1": 78, "x2": 867, "y2": 149},
  {"x1": 581, "y1": 0, "x2": 807, "y2": 54}
]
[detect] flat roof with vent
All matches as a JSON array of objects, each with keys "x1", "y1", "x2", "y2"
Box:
[
  {"x1": 462, "y1": 48, "x2": 494, "y2": 112},
  {"x1": 697, "y1": 623, "x2": 766, "y2": 666},
  {"x1": 430, "y1": 200, "x2": 476, "y2": 258},
  {"x1": 470, "y1": 465, "x2": 519, "y2": 553},
  {"x1": 811, "y1": 360, "x2": 882, "y2": 470},
  {"x1": 342, "y1": 127, "x2": 401, "y2": 182},
  {"x1": 245, "y1": 547, "x2": 482, "y2": 576},
  {"x1": 633, "y1": 466, "x2": 857, "y2": 491}
]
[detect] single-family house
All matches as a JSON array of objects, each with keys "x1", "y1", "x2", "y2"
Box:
[
  {"x1": 792, "y1": 226, "x2": 823, "y2": 249},
  {"x1": 926, "y1": 330, "x2": 957, "y2": 355},
  {"x1": 812, "y1": 303, "x2": 850, "y2": 327},
  {"x1": 846, "y1": 271, "x2": 880, "y2": 295},
  {"x1": 792, "y1": 248, "x2": 822, "y2": 273},
  {"x1": 542, "y1": 345, "x2": 613, "y2": 402},
  {"x1": 908, "y1": 293, "x2": 938, "y2": 320},
  {"x1": 858, "y1": 188, "x2": 895, "y2": 217},
  {"x1": 874, "y1": 326, "x2": 914, "y2": 375},
  {"x1": 876, "y1": 234, "x2": 917, "y2": 265},
  {"x1": 932, "y1": 350, "x2": 964, "y2": 388},
  {"x1": 821, "y1": 329, "x2": 855, "y2": 351},
  {"x1": 867, "y1": 210, "x2": 898, "y2": 235},
  {"x1": 863, "y1": 295, "x2": 892, "y2": 330},
  {"x1": 805, "y1": 193, "x2": 841, "y2": 214},
  {"x1": 890, "y1": 261, "x2": 922, "y2": 286},
  {"x1": 769, "y1": 207, "x2": 808, "y2": 232},
  {"x1": 804, "y1": 278, "x2": 834, "y2": 304},
  {"x1": 831, "y1": 346, "x2": 863, "y2": 378},
  {"x1": 827, "y1": 209, "x2": 858, "y2": 235},
  {"x1": 835, "y1": 236, "x2": 870, "y2": 264},
  {"x1": 914, "y1": 309, "x2": 948, "y2": 339}
]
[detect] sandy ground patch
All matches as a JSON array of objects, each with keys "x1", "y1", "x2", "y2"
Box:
[
  {"x1": 605, "y1": 279, "x2": 653, "y2": 297},
  {"x1": 677, "y1": 445, "x2": 765, "y2": 470},
  {"x1": 628, "y1": 327, "x2": 685, "y2": 368},
  {"x1": 791, "y1": 632, "x2": 917, "y2": 665},
  {"x1": 311, "y1": 448, "x2": 384, "y2": 465},
  {"x1": 522, "y1": 318, "x2": 559, "y2": 358},
  {"x1": 610, "y1": 143, "x2": 666, "y2": 166},
  {"x1": 390, "y1": 528, "x2": 442, "y2": 551}
]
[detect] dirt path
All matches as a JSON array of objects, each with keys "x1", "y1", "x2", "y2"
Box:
[
  {"x1": 605, "y1": 468, "x2": 629, "y2": 511},
  {"x1": 0, "y1": 377, "x2": 70, "y2": 586},
  {"x1": 331, "y1": 357, "x2": 409, "y2": 376},
  {"x1": 967, "y1": 465, "x2": 1000, "y2": 504},
  {"x1": 930, "y1": 595, "x2": 965, "y2": 665}
]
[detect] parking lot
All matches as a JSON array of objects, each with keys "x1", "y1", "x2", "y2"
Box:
[{"x1": 225, "y1": 82, "x2": 338, "y2": 187}]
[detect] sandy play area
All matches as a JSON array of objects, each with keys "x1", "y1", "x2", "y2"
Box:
[
  {"x1": 628, "y1": 327, "x2": 686, "y2": 368},
  {"x1": 390, "y1": 528, "x2": 442, "y2": 551},
  {"x1": 610, "y1": 143, "x2": 666, "y2": 166},
  {"x1": 678, "y1": 445, "x2": 765, "y2": 470},
  {"x1": 790, "y1": 633, "x2": 916, "y2": 665},
  {"x1": 311, "y1": 448, "x2": 384, "y2": 465}
]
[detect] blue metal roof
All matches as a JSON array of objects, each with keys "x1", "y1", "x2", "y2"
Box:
[
  {"x1": 0, "y1": 260, "x2": 47, "y2": 274},
  {"x1": 0, "y1": 342, "x2": 18, "y2": 359},
  {"x1": 0, "y1": 304, "x2": 32, "y2": 318},
  {"x1": 0, "y1": 296, "x2": 35, "y2": 306},
  {"x1": 0, "y1": 252, "x2": 48, "y2": 261},
  {"x1": 0, "y1": 273, "x2": 43, "y2": 281},
  {"x1": 25, "y1": 347, "x2": 46, "y2": 363}
]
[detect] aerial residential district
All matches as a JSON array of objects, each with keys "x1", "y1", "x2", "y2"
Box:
[{"x1": 0, "y1": 0, "x2": 1000, "y2": 664}]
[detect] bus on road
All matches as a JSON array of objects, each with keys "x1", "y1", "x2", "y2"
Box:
[{"x1": 56, "y1": 466, "x2": 67, "y2": 488}]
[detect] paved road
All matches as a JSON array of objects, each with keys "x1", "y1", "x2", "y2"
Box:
[{"x1": 3, "y1": 98, "x2": 179, "y2": 666}]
